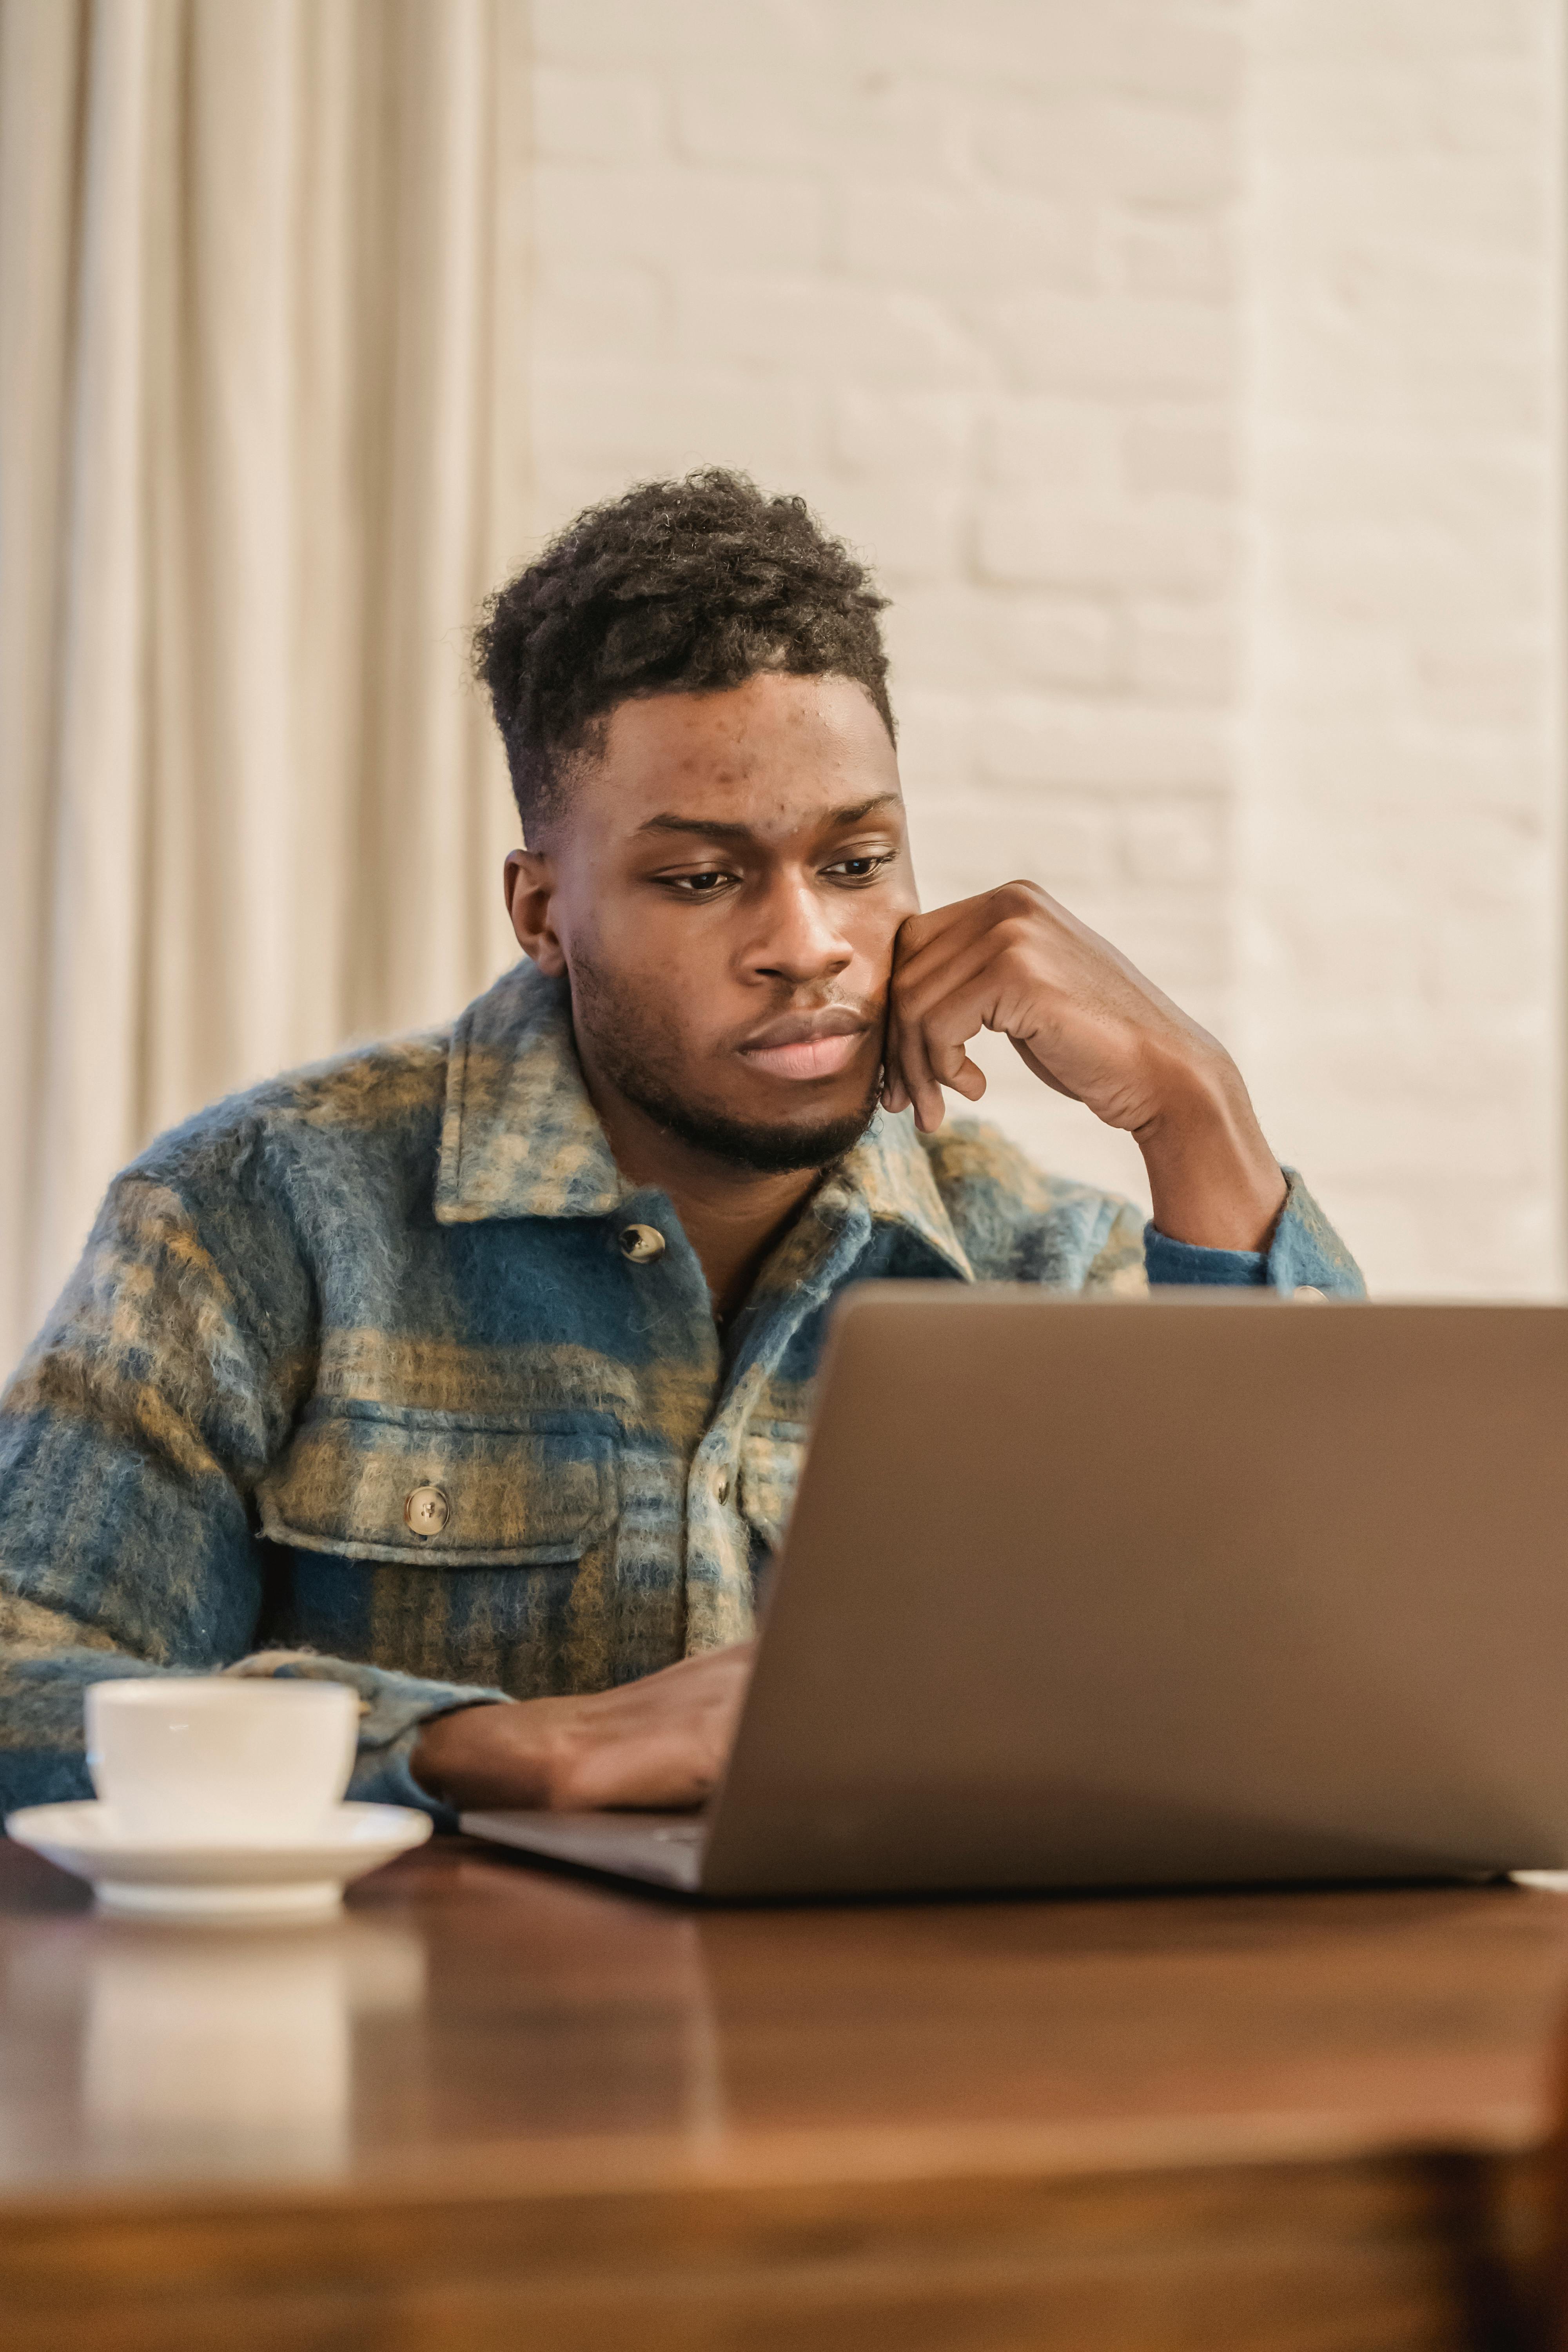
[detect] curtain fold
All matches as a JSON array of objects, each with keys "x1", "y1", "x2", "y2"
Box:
[{"x1": 0, "y1": 0, "x2": 530, "y2": 1365}]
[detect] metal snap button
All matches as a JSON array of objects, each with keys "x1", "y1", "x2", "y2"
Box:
[
  {"x1": 619, "y1": 1223, "x2": 666, "y2": 1264},
  {"x1": 404, "y1": 1484, "x2": 450, "y2": 1538}
]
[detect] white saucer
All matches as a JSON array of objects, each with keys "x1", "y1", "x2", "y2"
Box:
[{"x1": 3, "y1": 1800, "x2": 432, "y2": 1921}]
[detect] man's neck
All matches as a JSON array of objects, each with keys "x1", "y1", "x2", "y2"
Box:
[{"x1": 581, "y1": 1068, "x2": 823, "y2": 1327}]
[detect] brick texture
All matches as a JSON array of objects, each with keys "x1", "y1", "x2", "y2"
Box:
[
  {"x1": 527, "y1": 0, "x2": 1564, "y2": 1285},
  {"x1": 1240, "y1": 0, "x2": 1564, "y2": 1295}
]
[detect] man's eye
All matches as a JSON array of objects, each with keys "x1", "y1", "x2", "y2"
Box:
[
  {"x1": 667, "y1": 870, "x2": 734, "y2": 895},
  {"x1": 824, "y1": 853, "x2": 892, "y2": 882}
]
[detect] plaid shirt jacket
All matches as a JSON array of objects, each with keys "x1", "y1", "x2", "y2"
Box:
[{"x1": 0, "y1": 960, "x2": 1363, "y2": 1821}]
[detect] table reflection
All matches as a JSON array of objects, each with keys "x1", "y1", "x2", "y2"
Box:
[{"x1": 6, "y1": 1914, "x2": 425, "y2": 2178}]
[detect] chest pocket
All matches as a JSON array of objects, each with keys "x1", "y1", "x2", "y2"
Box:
[
  {"x1": 737, "y1": 1420, "x2": 809, "y2": 1552},
  {"x1": 258, "y1": 1405, "x2": 617, "y2": 1569}
]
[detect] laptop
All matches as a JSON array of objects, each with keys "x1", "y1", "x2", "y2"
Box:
[{"x1": 462, "y1": 1289, "x2": 1568, "y2": 1898}]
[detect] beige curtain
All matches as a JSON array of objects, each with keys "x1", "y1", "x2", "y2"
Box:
[{"x1": 0, "y1": 0, "x2": 530, "y2": 1367}]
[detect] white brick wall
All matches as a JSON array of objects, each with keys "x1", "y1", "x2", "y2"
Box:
[
  {"x1": 1240, "y1": 0, "x2": 1564, "y2": 1296},
  {"x1": 527, "y1": 0, "x2": 1565, "y2": 1287}
]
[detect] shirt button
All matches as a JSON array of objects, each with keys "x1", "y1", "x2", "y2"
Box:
[
  {"x1": 619, "y1": 1223, "x2": 666, "y2": 1264},
  {"x1": 1293, "y1": 1285, "x2": 1328, "y2": 1303},
  {"x1": 404, "y1": 1484, "x2": 450, "y2": 1538}
]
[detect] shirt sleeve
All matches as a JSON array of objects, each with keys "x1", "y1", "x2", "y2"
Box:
[
  {"x1": 1142, "y1": 1170, "x2": 1366, "y2": 1296},
  {"x1": 0, "y1": 1172, "x2": 503, "y2": 1828}
]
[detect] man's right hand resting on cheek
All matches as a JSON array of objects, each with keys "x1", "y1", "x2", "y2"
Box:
[{"x1": 409, "y1": 1642, "x2": 756, "y2": 1813}]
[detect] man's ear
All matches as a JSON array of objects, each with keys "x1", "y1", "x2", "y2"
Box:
[{"x1": 504, "y1": 849, "x2": 566, "y2": 977}]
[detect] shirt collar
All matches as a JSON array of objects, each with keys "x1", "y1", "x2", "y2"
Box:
[
  {"x1": 435, "y1": 959, "x2": 973, "y2": 1278},
  {"x1": 435, "y1": 961, "x2": 623, "y2": 1224},
  {"x1": 831, "y1": 1096, "x2": 974, "y2": 1280}
]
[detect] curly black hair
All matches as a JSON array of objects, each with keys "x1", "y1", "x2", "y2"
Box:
[{"x1": 473, "y1": 469, "x2": 895, "y2": 837}]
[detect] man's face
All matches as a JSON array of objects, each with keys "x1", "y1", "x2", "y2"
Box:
[{"x1": 506, "y1": 673, "x2": 919, "y2": 1171}]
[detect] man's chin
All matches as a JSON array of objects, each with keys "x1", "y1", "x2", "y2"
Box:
[
  {"x1": 611, "y1": 1058, "x2": 884, "y2": 1176},
  {"x1": 630, "y1": 1082, "x2": 880, "y2": 1175}
]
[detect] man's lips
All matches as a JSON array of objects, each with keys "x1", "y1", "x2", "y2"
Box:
[
  {"x1": 743, "y1": 1033, "x2": 865, "y2": 1081},
  {"x1": 738, "y1": 1010, "x2": 872, "y2": 1083}
]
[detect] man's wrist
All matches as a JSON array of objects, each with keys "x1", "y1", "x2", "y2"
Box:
[
  {"x1": 1133, "y1": 1049, "x2": 1286, "y2": 1254},
  {"x1": 410, "y1": 1698, "x2": 552, "y2": 1810}
]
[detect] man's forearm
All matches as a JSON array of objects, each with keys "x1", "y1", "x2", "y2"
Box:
[
  {"x1": 411, "y1": 1698, "x2": 556, "y2": 1810},
  {"x1": 1134, "y1": 1050, "x2": 1287, "y2": 1254}
]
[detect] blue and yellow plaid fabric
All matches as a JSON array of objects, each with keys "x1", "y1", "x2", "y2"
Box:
[{"x1": 0, "y1": 960, "x2": 1362, "y2": 1818}]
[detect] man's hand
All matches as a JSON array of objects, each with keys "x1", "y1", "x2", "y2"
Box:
[
  {"x1": 410, "y1": 1641, "x2": 755, "y2": 1813},
  {"x1": 882, "y1": 881, "x2": 1287, "y2": 1252}
]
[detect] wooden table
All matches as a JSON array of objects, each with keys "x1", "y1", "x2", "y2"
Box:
[{"x1": 3, "y1": 1837, "x2": 1568, "y2": 2350}]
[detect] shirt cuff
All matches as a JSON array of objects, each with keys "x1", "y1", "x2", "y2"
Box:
[
  {"x1": 1143, "y1": 1170, "x2": 1366, "y2": 1297},
  {"x1": 1143, "y1": 1225, "x2": 1267, "y2": 1287},
  {"x1": 229, "y1": 1650, "x2": 509, "y2": 1826},
  {"x1": 348, "y1": 1714, "x2": 495, "y2": 1828}
]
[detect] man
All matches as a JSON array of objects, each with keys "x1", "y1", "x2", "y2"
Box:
[{"x1": 0, "y1": 472, "x2": 1361, "y2": 1824}]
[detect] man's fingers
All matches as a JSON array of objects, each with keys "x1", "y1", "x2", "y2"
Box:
[
  {"x1": 929, "y1": 1041, "x2": 987, "y2": 1102},
  {"x1": 887, "y1": 958, "x2": 998, "y2": 1127},
  {"x1": 882, "y1": 1053, "x2": 975, "y2": 1125},
  {"x1": 891, "y1": 883, "x2": 1057, "y2": 991},
  {"x1": 888, "y1": 890, "x2": 1079, "y2": 1129},
  {"x1": 887, "y1": 911, "x2": 988, "y2": 1123},
  {"x1": 894, "y1": 915, "x2": 1056, "y2": 1025},
  {"x1": 887, "y1": 1001, "x2": 947, "y2": 1132},
  {"x1": 879, "y1": 1024, "x2": 910, "y2": 1112},
  {"x1": 892, "y1": 948, "x2": 1013, "y2": 1125}
]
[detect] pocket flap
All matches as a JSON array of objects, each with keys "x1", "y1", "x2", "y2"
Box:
[{"x1": 258, "y1": 1406, "x2": 616, "y2": 1568}]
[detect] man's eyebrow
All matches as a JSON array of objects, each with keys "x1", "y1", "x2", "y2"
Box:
[{"x1": 637, "y1": 794, "x2": 901, "y2": 841}]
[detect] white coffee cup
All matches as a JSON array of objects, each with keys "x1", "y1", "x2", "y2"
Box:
[{"x1": 85, "y1": 1679, "x2": 359, "y2": 1842}]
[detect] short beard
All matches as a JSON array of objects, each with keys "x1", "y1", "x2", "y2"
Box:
[
  {"x1": 608, "y1": 1077, "x2": 878, "y2": 1174},
  {"x1": 569, "y1": 953, "x2": 882, "y2": 1175}
]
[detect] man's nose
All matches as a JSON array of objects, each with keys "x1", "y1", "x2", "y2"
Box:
[{"x1": 748, "y1": 873, "x2": 853, "y2": 987}]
